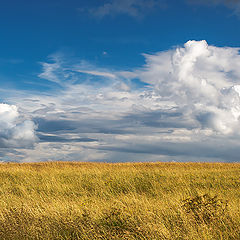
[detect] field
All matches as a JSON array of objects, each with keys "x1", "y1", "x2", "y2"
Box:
[{"x1": 0, "y1": 162, "x2": 239, "y2": 240}]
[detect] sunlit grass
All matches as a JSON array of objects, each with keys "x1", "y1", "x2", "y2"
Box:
[{"x1": 0, "y1": 162, "x2": 239, "y2": 239}]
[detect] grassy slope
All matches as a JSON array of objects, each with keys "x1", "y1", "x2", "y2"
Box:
[{"x1": 0, "y1": 162, "x2": 239, "y2": 239}]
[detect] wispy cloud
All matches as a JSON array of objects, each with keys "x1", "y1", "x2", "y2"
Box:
[
  {"x1": 186, "y1": 0, "x2": 240, "y2": 15},
  {"x1": 84, "y1": 0, "x2": 166, "y2": 19},
  {"x1": 38, "y1": 56, "x2": 120, "y2": 87},
  {"x1": 75, "y1": 69, "x2": 116, "y2": 79}
]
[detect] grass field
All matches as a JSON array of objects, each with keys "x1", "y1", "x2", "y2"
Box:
[{"x1": 0, "y1": 162, "x2": 239, "y2": 239}]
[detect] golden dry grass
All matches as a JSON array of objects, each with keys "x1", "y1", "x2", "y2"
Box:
[{"x1": 0, "y1": 162, "x2": 239, "y2": 239}]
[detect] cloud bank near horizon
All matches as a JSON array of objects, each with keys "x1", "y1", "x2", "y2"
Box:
[{"x1": 4, "y1": 40, "x2": 240, "y2": 162}]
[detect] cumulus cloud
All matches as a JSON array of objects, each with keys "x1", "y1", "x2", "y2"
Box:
[
  {"x1": 0, "y1": 103, "x2": 37, "y2": 148},
  {"x1": 85, "y1": 0, "x2": 166, "y2": 19},
  {"x1": 137, "y1": 40, "x2": 240, "y2": 134}
]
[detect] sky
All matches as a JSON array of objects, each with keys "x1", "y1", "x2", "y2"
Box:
[{"x1": 1, "y1": 0, "x2": 240, "y2": 162}]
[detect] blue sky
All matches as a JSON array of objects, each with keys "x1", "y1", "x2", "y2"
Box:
[{"x1": 1, "y1": 0, "x2": 240, "y2": 162}]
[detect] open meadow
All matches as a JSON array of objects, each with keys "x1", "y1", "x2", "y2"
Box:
[{"x1": 0, "y1": 162, "x2": 239, "y2": 239}]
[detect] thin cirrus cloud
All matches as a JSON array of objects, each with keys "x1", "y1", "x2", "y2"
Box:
[
  {"x1": 186, "y1": 0, "x2": 240, "y2": 14},
  {"x1": 75, "y1": 70, "x2": 116, "y2": 79},
  {"x1": 38, "y1": 56, "x2": 118, "y2": 87},
  {"x1": 84, "y1": 0, "x2": 166, "y2": 19},
  {"x1": 83, "y1": 0, "x2": 240, "y2": 19},
  {"x1": 4, "y1": 40, "x2": 240, "y2": 162}
]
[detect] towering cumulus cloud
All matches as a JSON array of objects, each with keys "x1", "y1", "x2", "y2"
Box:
[
  {"x1": 0, "y1": 103, "x2": 36, "y2": 148},
  {"x1": 139, "y1": 40, "x2": 240, "y2": 134}
]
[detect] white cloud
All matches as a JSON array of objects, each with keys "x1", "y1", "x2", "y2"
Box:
[
  {"x1": 137, "y1": 40, "x2": 240, "y2": 134},
  {"x1": 75, "y1": 69, "x2": 116, "y2": 79},
  {"x1": 38, "y1": 56, "x2": 119, "y2": 88},
  {"x1": 0, "y1": 103, "x2": 37, "y2": 148},
  {"x1": 38, "y1": 61, "x2": 61, "y2": 84},
  {"x1": 4, "y1": 40, "x2": 240, "y2": 162}
]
